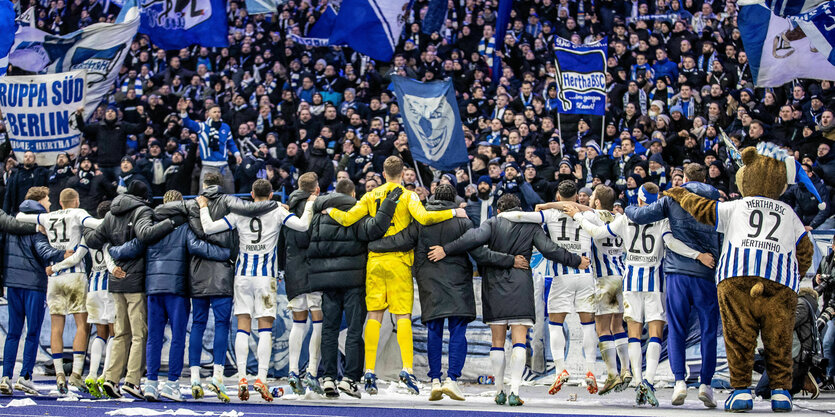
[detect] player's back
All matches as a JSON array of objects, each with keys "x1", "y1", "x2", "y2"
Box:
[
  {"x1": 620, "y1": 217, "x2": 668, "y2": 292},
  {"x1": 360, "y1": 182, "x2": 413, "y2": 237},
  {"x1": 88, "y1": 247, "x2": 109, "y2": 292},
  {"x1": 228, "y1": 207, "x2": 285, "y2": 277},
  {"x1": 543, "y1": 209, "x2": 593, "y2": 277},
  {"x1": 590, "y1": 210, "x2": 625, "y2": 278},
  {"x1": 42, "y1": 208, "x2": 89, "y2": 250}
]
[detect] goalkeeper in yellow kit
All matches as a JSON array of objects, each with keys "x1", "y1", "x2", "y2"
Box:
[{"x1": 325, "y1": 156, "x2": 467, "y2": 395}]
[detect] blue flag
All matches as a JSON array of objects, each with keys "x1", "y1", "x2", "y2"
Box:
[
  {"x1": 552, "y1": 36, "x2": 608, "y2": 115},
  {"x1": 422, "y1": 0, "x2": 446, "y2": 35},
  {"x1": 246, "y1": 0, "x2": 283, "y2": 15},
  {"x1": 738, "y1": 0, "x2": 835, "y2": 86},
  {"x1": 289, "y1": 5, "x2": 338, "y2": 47},
  {"x1": 392, "y1": 76, "x2": 468, "y2": 171},
  {"x1": 139, "y1": 0, "x2": 228, "y2": 50},
  {"x1": 0, "y1": 0, "x2": 15, "y2": 77},
  {"x1": 328, "y1": 0, "x2": 411, "y2": 62},
  {"x1": 492, "y1": 0, "x2": 512, "y2": 84},
  {"x1": 763, "y1": 0, "x2": 827, "y2": 16}
]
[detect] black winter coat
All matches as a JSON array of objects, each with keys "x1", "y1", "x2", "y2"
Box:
[
  {"x1": 76, "y1": 116, "x2": 145, "y2": 168},
  {"x1": 2, "y1": 202, "x2": 61, "y2": 292},
  {"x1": 186, "y1": 185, "x2": 277, "y2": 297},
  {"x1": 368, "y1": 200, "x2": 516, "y2": 323},
  {"x1": 48, "y1": 166, "x2": 75, "y2": 212},
  {"x1": 84, "y1": 194, "x2": 177, "y2": 293},
  {"x1": 306, "y1": 193, "x2": 396, "y2": 292},
  {"x1": 109, "y1": 202, "x2": 231, "y2": 296},
  {"x1": 67, "y1": 171, "x2": 114, "y2": 213},
  {"x1": 278, "y1": 189, "x2": 312, "y2": 301},
  {"x1": 3, "y1": 165, "x2": 49, "y2": 215},
  {"x1": 442, "y1": 211, "x2": 582, "y2": 323},
  {"x1": 305, "y1": 148, "x2": 335, "y2": 191}
]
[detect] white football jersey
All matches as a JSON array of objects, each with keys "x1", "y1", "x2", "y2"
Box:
[
  {"x1": 606, "y1": 215, "x2": 670, "y2": 292},
  {"x1": 223, "y1": 206, "x2": 302, "y2": 278},
  {"x1": 540, "y1": 209, "x2": 595, "y2": 277},
  {"x1": 715, "y1": 197, "x2": 807, "y2": 292},
  {"x1": 22, "y1": 208, "x2": 94, "y2": 274},
  {"x1": 590, "y1": 210, "x2": 625, "y2": 278}
]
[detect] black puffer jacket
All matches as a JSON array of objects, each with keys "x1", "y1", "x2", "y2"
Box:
[
  {"x1": 186, "y1": 185, "x2": 277, "y2": 297},
  {"x1": 278, "y1": 189, "x2": 313, "y2": 301},
  {"x1": 306, "y1": 192, "x2": 396, "y2": 292},
  {"x1": 76, "y1": 115, "x2": 145, "y2": 168},
  {"x1": 84, "y1": 194, "x2": 177, "y2": 293},
  {"x1": 369, "y1": 200, "x2": 516, "y2": 323},
  {"x1": 442, "y1": 210, "x2": 582, "y2": 323}
]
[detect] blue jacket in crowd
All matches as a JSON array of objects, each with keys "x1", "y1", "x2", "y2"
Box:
[
  {"x1": 109, "y1": 201, "x2": 231, "y2": 296},
  {"x1": 624, "y1": 181, "x2": 721, "y2": 279},
  {"x1": 181, "y1": 115, "x2": 239, "y2": 166},
  {"x1": 3, "y1": 201, "x2": 67, "y2": 291}
]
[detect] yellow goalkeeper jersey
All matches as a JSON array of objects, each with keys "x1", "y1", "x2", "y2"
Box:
[{"x1": 327, "y1": 181, "x2": 453, "y2": 263}]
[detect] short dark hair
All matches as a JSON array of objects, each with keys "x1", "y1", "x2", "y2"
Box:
[
  {"x1": 335, "y1": 179, "x2": 355, "y2": 195},
  {"x1": 252, "y1": 179, "x2": 273, "y2": 198},
  {"x1": 497, "y1": 194, "x2": 521, "y2": 212},
  {"x1": 203, "y1": 172, "x2": 222, "y2": 187},
  {"x1": 594, "y1": 186, "x2": 616, "y2": 210},
  {"x1": 557, "y1": 180, "x2": 577, "y2": 199},
  {"x1": 434, "y1": 184, "x2": 457, "y2": 202},
  {"x1": 96, "y1": 200, "x2": 112, "y2": 219},
  {"x1": 684, "y1": 163, "x2": 707, "y2": 183}
]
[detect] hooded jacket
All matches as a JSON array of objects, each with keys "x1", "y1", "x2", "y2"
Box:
[
  {"x1": 625, "y1": 181, "x2": 721, "y2": 278},
  {"x1": 368, "y1": 199, "x2": 515, "y2": 323},
  {"x1": 2, "y1": 201, "x2": 64, "y2": 291},
  {"x1": 84, "y1": 193, "x2": 178, "y2": 293},
  {"x1": 442, "y1": 212, "x2": 582, "y2": 323},
  {"x1": 109, "y1": 201, "x2": 231, "y2": 296},
  {"x1": 306, "y1": 192, "x2": 396, "y2": 292},
  {"x1": 186, "y1": 185, "x2": 277, "y2": 297}
]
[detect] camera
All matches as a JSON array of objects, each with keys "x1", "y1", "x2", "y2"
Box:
[
  {"x1": 817, "y1": 304, "x2": 835, "y2": 333},
  {"x1": 814, "y1": 274, "x2": 834, "y2": 294}
]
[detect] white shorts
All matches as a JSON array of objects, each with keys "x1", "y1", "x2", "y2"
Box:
[
  {"x1": 85, "y1": 290, "x2": 116, "y2": 324},
  {"x1": 487, "y1": 320, "x2": 534, "y2": 327},
  {"x1": 47, "y1": 273, "x2": 87, "y2": 315},
  {"x1": 596, "y1": 275, "x2": 624, "y2": 315},
  {"x1": 287, "y1": 292, "x2": 322, "y2": 312},
  {"x1": 623, "y1": 291, "x2": 666, "y2": 324},
  {"x1": 233, "y1": 275, "x2": 277, "y2": 319},
  {"x1": 548, "y1": 274, "x2": 596, "y2": 314}
]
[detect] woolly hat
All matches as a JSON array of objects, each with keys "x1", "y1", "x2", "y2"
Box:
[
  {"x1": 649, "y1": 152, "x2": 666, "y2": 166},
  {"x1": 586, "y1": 142, "x2": 602, "y2": 155},
  {"x1": 505, "y1": 161, "x2": 521, "y2": 174},
  {"x1": 442, "y1": 172, "x2": 457, "y2": 188},
  {"x1": 477, "y1": 175, "x2": 492, "y2": 186}
]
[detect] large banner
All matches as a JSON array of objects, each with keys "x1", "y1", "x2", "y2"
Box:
[
  {"x1": 553, "y1": 36, "x2": 608, "y2": 115},
  {"x1": 288, "y1": 4, "x2": 338, "y2": 47},
  {"x1": 0, "y1": 71, "x2": 85, "y2": 166},
  {"x1": 738, "y1": 0, "x2": 835, "y2": 86},
  {"x1": 328, "y1": 0, "x2": 411, "y2": 62},
  {"x1": 139, "y1": 0, "x2": 228, "y2": 50},
  {"x1": 246, "y1": 0, "x2": 283, "y2": 15},
  {"x1": 392, "y1": 75, "x2": 469, "y2": 171},
  {"x1": 10, "y1": 4, "x2": 139, "y2": 119}
]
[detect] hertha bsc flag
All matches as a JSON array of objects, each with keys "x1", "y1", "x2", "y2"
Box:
[
  {"x1": 739, "y1": 0, "x2": 835, "y2": 86},
  {"x1": 328, "y1": 0, "x2": 411, "y2": 62},
  {"x1": 553, "y1": 36, "x2": 607, "y2": 115},
  {"x1": 392, "y1": 76, "x2": 468, "y2": 171}
]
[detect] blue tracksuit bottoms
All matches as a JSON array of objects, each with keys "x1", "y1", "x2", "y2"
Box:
[
  {"x1": 189, "y1": 296, "x2": 232, "y2": 367},
  {"x1": 147, "y1": 294, "x2": 190, "y2": 381},
  {"x1": 666, "y1": 273, "x2": 720, "y2": 384},
  {"x1": 425, "y1": 316, "x2": 469, "y2": 381},
  {"x1": 3, "y1": 287, "x2": 46, "y2": 379}
]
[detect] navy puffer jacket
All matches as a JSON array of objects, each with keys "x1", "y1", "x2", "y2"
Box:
[
  {"x1": 3, "y1": 201, "x2": 66, "y2": 291},
  {"x1": 109, "y1": 201, "x2": 231, "y2": 296}
]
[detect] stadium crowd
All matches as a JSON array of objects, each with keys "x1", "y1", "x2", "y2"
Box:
[{"x1": 0, "y1": 0, "x2": 834, "y2": 410}]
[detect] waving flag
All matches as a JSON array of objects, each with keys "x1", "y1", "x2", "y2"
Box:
[
  {"x1": 552, "y1": 36, "x2": 608, "y2": 115},
  {"x1": 139, "y1": 0, "x2": 228, "y2": 50},
  {"x1": 328, "y1": 0, "x2": 411, "y2": 62},
  {"x1": 246, "y1": 0, "x2": 283, "y2": 15},
  {"x1": 764, "y1": 0, "x2": 827, "y2": 16},
  {"x1": 392, "y1": 75, "x2": 468, "y2": 171},
  {"x1": 289, "y1": 4, "x2": 338, "y2": 47},
  {"x1": 492, "y1": 0, "x2": 512, "y2": 84},
  {"x1": 738, "y1": 0, "x2": 835, "y2": 86},
  {"x1": 0, "y1": 1, "x2": 13, "y2": 77},
  {"x1": 10, "y1": 2, "x2": 139, "y2": 118}
]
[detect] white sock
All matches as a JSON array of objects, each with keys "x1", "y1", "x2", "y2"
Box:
[
  {"x1": 235, "y1": 330, "x2": 250, "y2": 380},
  {"x1": 614, "y1": 332, "x2": 629, "y2": 373},
  {"x1": 101, "y1": 337, "x2": 113, "y2": 380},
  {"x1": 190, "y1": 366, "x2": 201, "y2": 384},
  {"x1": 645, "y1": 337, "x2": 662, "y2": 384},
  {"x1": 72, "y1": 351, "x2": 85, "y2": 376},
  {"x1": 256, "y1": 329, "x2": 272, "y2": 382},
  {"x1": 53, "y1": 354, "x2": 63, "y2": 375},
  {"x1": 628, "y1": 338, "x2": 643, "y2": 382},
  {"x1": 548, "y1": 321, "x2": 566, "y2": 372},
  {"x1": 288, "y1": 320, "x2": 306, "y2": 375},
  {"x1": 306, "y1": 321, "x2": 322, "y2": 377},
  {"x1": 509, "y1": 344, "x2": 526, "y2": 395},
  {"x1": 87, "y1": 337, "x2": 106, "y2": 379},
  {"x1": 489, "y1": 348, "x2": 506, "y2": 393},
  {"x1": 581, "y1": 321, "x2": 597, "y2": 373},
  {"x1": 599, "y1": 336, "x2": 617, "y2": 377},
  {"x1": 213, "y1": 364, "x2": 224, "y2": 381}
]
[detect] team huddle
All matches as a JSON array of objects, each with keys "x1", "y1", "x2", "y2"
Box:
[{"x1": 0, "y1": 156, "x2": 759, "y2": 408}]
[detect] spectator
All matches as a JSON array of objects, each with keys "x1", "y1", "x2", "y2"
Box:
[{"x1": 3, "y1": 152, "x2": 49, "y2": 215}]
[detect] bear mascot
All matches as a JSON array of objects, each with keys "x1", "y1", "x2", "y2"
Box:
[{"x1": 664, "y1": 142, "x2": 815, "y2": 413}]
